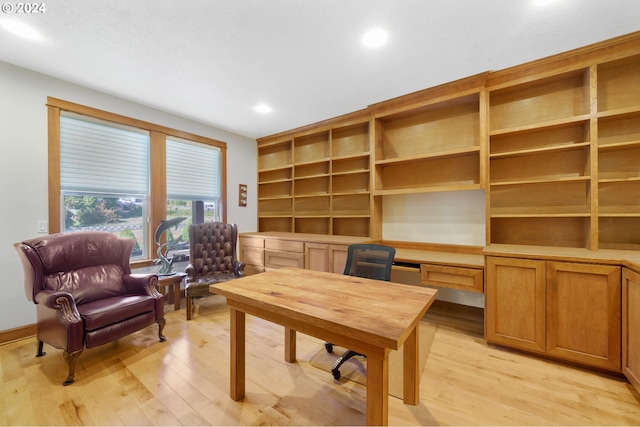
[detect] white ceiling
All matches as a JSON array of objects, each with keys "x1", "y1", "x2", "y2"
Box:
[{"x1": 1, "y1": 0, "x2": 639, "y2": 139}]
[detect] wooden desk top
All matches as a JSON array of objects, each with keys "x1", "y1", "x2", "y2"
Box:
[{"x1": 210, "y1": 267, "x2": 438, "y2": 351}]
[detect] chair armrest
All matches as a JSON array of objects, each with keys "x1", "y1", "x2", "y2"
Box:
[
  {"x1": 234, "y1": 261, "x2": 245, "y2": 278},
  {"x1": 185, "y1": 264, "x2": 195, "y2": 281},
  {"x1": 34, "y1": 289, "x2": 81, "y2": 323},
  {"x1": 123, "y1": 274, "x2": 161, "y2": 298}
]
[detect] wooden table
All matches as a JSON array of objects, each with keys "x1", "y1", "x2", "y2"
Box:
[
  {"x1": 210, "y1": 267, "x2": 438, "y2": 426},
  {"x1": 157, "y1": 272, "x2": 186, "y2": 310}
]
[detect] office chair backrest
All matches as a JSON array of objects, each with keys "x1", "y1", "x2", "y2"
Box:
[{"x1": 343, "y1": 244, "x2": 395, "y2": 281}]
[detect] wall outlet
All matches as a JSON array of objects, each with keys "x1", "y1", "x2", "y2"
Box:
[{"x1": 38, "y1": 221, "x2": 48, "y2": 233}]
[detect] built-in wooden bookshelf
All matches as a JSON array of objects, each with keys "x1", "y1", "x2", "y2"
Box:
[
  {"x1": 597, "y1": 53, "x2": 640, "y2": 250},
  {"x1": 486, "y1": 42, "x2": 640, "y2": 251},
  {"x1": 487, "y1": 68, "x2": 593, "y2": 249},
  {"x1": 256, "y1": 32, "x2": 640, "y2": 249},
  {"x1": 257, "y1": 139, "x2": 293, "y2": 232},
  {"x1": 372, "y1": 90, "x2": 483, "y2": 196},
  {"x1": 257, "y1": 112, "x2": 374, "y2": 237}
]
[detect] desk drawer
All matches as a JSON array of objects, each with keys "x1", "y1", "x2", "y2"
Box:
[
  {"x1": 420, "y1": 263, "x2": 484, "y2": 293},
  {"x1": 265, "y1": 239, "x2": 304, "y2": 253},
  {"x1": 240, "y1": 237, "x2": 264, "y2": 248},
  {"x1": 265, "y1": 250, "x2": 305, "y2": 269}
]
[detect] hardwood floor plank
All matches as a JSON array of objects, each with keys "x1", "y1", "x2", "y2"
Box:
[{"x1": 1, "y1": 297, "x2": 639, "y2": 425}]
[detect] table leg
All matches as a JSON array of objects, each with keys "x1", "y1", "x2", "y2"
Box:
[
  {"x1": 230, "y1": 308, "x2": 245, "y2": 400},
  {"x1": 366, "y1": 351, "x2": 389, "y2": 426},
  {"x1": 284, "y1": 327, "x2": 296, "y2": 363},
  {"x1": 174, "y1": 278, "x2": 182, "y2": 310},
  {"x1": 403, "y1": 325, "x2": 420, "y2": 405}
]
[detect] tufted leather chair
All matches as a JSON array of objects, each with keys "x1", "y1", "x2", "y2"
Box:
[
  {"x1": 14, "y1": 231, "x2": 166, "y2": 385},
  {"x1": 185, "y1": 222, "x2": 244, "y2": 320}
]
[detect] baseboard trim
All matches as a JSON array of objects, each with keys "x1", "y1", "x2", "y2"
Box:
[{"x1": 0, "y1": 324, "x2": 36, "y2": 345}]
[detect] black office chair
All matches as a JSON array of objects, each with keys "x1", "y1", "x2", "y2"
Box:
[{"x1": 325, "y1": 243, "x2": 396, "y2": 380}]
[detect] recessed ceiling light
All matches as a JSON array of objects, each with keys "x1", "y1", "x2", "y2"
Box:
[
  {"x1": 362, "y1": 28, "x2": 388, "y2": 48},
  {"x1": 0, "y1": 19, "x2": 42, "y2": 40},
  {"x1": 253, "y1": 104, "x2": 272, "y2": 114}
]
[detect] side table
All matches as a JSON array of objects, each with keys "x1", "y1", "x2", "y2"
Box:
[{"x1": 157, "y1": 272, "x2": 187, "y2": 310}]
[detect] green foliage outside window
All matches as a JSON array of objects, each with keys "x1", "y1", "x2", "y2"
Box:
[
  {"x1": 119, "y1": 229, "x2": 141, "y2": 254},
  {"x1": 66, "y1": 196, "x2": 119, "y2": 226}
]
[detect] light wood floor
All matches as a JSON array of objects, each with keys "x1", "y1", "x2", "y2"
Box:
[{"x1": 2, "y1": 297, "x2": 639, "y2": 426}]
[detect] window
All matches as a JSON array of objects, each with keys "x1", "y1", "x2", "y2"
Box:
[
  {"x1": 47, "y1": 97, "x2": 228, "y2": 267},
  {"x1": 165, "y1": 137, "x2": 222, "y2": 261},
  {"x1": 60, "y1": 113, "x2": 150, "y2": 259}
]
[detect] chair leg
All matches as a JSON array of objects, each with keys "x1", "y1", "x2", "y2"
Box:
[
  {"x1": 330, "y1": 349, "x2": 364, "y2": 380},
  {"x1": 157, "y1": 318, "x2": 166, "y2": 342},
  {"x1": 186, "y1": 295, "x2": 193, "y2": 320},
  {"x1": 36, "y1": 340, "x2": 46, "y2": 357},
  {"x1": 62, "y1": 349, "x2": 83, "y2": 386}
]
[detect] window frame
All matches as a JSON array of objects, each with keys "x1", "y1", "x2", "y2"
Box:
[{"x1": 47, "y1": 97, "x2": 228, "y2": 268}]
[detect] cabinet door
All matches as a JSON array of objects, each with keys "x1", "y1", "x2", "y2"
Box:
[
  {"x1": 623, "y1": 268, "x2": 640, "y2": 392},
  {"x1": 305, "y1": 243, "x2": 349, "y2": 273},
  {"x1": 328, "y1": 244, "x2": 349, "y2": 274},
  {"x1": 485, "y1": 257, "x2": 546, "y2": 353},
  {"x1": 305, "y1": 242, "x2": 329, "y2": 272},
  {"x1": 546, "y1": 262, "x2": 621, "y2": 371},
  {"x1": 239, "y1": 237, "x2": 265, "y2": 276}
]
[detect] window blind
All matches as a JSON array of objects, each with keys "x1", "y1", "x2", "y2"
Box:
[
  {"x1": 166, "y1": 137, "x2": 221, "y2": 200},
  {"x1": 60, "y1": 113, "x2": 149, "y2": 194}
]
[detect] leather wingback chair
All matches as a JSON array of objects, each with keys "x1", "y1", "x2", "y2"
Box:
[
  {"x1": 14, "y1": 231, "x2": 166, "y2": 385},
  {"x1": 185, "y1": 222, "x2": 244, "y2": 320}
]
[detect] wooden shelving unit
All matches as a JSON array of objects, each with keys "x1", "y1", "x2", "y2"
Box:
[
  {"x1": 597, "y1": 53, "x2": 640, "y2": 251},
  {"x1": 373, "y1": 92, "x2": 483, "y2": 195},
  {"x1": 257, "y1": 113, "x2": 374, "y2": 237},
  {"x1": 257, "y1": 140, "x2": 293, "y2": 233},
  {"x1": 487, "y1": 68, "x2": 594, "y2": 249},
  {"x1": 256, "y1": 32, "x2": 640, "y2": 249}
]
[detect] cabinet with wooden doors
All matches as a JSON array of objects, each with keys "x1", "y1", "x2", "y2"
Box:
[
  {"x1": 262, "y1": 237, "x2": 305, "y2": 270},
  {"x1": 487, "y1": 68, "x2": 594, "y2": 249},
  {"x1": 371, "y1": 74, "x2": 485, "y2": 197},
  {"x1": 239, "y1": 232, "x2": 369, "y2": 274},
  {"x1": 485, "y1": 256, "x2": 546, "y2": 353},
  {"x1": 596, "y1": 53, "x2": 640, "y2": 250},
  {"x1": 622, "y1": 267, "x2": 640, "y2": 393},
  {"x1": 486, "y1": 255, "x2": 621, "y2": 371},
  {"x1": 257, "y1": 111, "x2": 374, "y2": 238},
  {"x1": 238, "y1": 235, "x2": 265, "y2": 276},
  {"x1": 305, "y1": 242, "x2": 349, "y2": 274}
]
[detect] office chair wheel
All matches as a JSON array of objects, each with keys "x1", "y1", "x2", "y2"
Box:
[
  {"x1": 331, "y1": 368, "x2": 341, "y2": 380},
  {"x1": 324, "y1": 343, "x2": 333, "y2": 353}
]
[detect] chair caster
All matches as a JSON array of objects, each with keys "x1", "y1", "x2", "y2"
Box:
[
  {"x1": 324, "y1": 343, "x2": 333, "y2": 353},
  {"x1": 331, "y1": 368, "x2": 341, "y2": 380}
]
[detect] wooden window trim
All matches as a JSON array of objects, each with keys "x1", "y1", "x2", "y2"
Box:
[{"x1": 47, "y1": 97, "x2": 228, "y2": 268}]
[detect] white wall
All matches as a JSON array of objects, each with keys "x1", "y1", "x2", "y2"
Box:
[
  {"x1": 382, "y1": 191, "x2": 486, "y2": 245},
  {"x1": 0, "y1": 61, "x2": 257, "y2": 331},
  {"x1": 383, "y1": 191, "x2": 486, "y2": 307}
]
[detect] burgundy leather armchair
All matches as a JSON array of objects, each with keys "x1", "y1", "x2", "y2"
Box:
[
  {"x1": 185, "y1": 222, "x2": 244, "y2": 320},
  {"x1": 14, "y1": 231, "x2": 166, "y2": 385}
]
